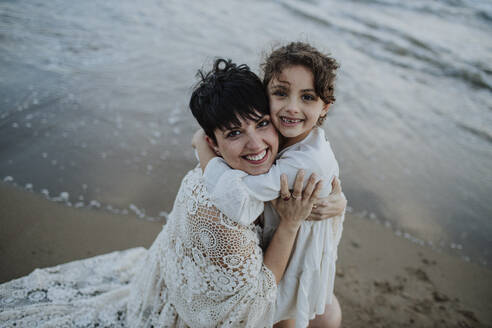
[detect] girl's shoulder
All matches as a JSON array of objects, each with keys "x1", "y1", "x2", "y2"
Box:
[
  {"x1": 280, "y1": 127, "x2": 331, "y2": 155},
  {"x1": 279, "y1": 128, "x2": 337, "y2": 173}
]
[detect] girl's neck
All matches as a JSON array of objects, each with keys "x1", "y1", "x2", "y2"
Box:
[{"x1": 279, "y1": 129, "x2": 313, "y2": 150}]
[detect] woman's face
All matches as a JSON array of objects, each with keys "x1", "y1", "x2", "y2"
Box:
[{"x1": 212, "y1": 114, "x2": 279, "y2": 176}]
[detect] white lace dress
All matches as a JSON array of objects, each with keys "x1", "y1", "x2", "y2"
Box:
[{"x1": 0, "y1": 167, "x2": 277, "y2": 327}]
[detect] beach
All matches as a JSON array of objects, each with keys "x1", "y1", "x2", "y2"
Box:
[
  {"x1": 1, "y1": 0, "x2": 491, "y2": 326},
  {"x1": 1, "y1": 0, "x2": 491, "y2": 267},
  {"x1": 2, "y1": 183, "x2": 490, "y2": 327}
]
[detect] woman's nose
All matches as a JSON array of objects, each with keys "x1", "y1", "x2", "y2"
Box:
[{"x1": 246, "y1": 132, "x2": 264, "y2": 150}]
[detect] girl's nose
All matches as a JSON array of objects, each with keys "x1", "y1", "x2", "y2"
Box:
[{"x1": 286, "y1": 98, "x2": 300, "y2": 114}]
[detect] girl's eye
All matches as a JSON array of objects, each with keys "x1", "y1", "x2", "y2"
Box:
[
  {"x1": 302, "y1": 94, "x2": 316, "y2": 101},
  {"x1": 226, "y1": 130, "x2": 241, "y2": 138},
  {"x1": 257, "y1": 119, "x2": 270, "y2": 128}
]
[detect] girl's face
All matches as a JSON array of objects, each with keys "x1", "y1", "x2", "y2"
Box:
[
  {"x1": 211, "y1": 113, "x2": 279, "y2": 176},
  {"x1": 267, "y1": 65, "x2": 329, "y2": 148}
]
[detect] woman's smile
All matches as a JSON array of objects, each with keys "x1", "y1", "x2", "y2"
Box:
[{"x1": 243, "y1": 149, "x2": 268, "y2": 163}]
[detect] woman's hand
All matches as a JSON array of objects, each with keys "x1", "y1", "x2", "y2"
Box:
[
  {"x1": 307, "y1": 177, "x2": 346, "y2": 221},
  {"x1": 271, "y1": 170, "x2": 323, "y2": 232},
  {"x1": 266, "y1": 169, "x2": 323, "y2": 283}
]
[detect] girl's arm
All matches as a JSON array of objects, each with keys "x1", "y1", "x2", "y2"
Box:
[
  {"x1": 202, "y1": 147, "x2": 335, "y2": 224},
  {"x1": 193, "y1": 130, "x2": 339, "y2": 225}
]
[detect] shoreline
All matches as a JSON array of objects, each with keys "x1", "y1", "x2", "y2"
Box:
[{"x1": 1, "y1": 182, "x2": 491, "y2": 326}]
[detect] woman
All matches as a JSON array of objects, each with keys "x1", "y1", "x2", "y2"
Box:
[{"x1": 0, "y1": 59, "x2": 345, "y2": 327}]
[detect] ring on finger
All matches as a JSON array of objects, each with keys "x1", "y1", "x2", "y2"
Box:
[
  {"x1": 291, "y1": 193, "x2": 301, "y2": 200},
  {"x1": 283, "y1": 195, "x2": 291, "y2": 201}
]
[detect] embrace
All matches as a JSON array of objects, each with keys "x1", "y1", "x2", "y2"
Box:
[{"x1": 0, "y1": 42, "x2": 346, "y2": 328}]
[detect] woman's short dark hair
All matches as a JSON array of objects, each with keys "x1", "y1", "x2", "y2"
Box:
[
  {"x1": 262, "y1": 42, "x2": 339, "y2": 125},
  {"x1": 189, "y1": 58, "x2": 269, "y2": 143}
]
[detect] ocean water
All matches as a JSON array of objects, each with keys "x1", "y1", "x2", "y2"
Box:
[{"x1": 0, "y1": 0, "x2": 491, "y2": 266}]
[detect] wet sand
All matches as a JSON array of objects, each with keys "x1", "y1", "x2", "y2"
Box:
[
  {"x1": 0, "y1": 182, "x2": 162, "y2": 282},
  {"x1": 337, "y1": 214, "x2": 492, "y2": 328},
  {"x1": 1, "y1": 182, "x2": 491, "y2": 327}
]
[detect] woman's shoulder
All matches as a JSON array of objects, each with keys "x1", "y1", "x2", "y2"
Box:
[
  {"x1": 178, "y1": 166, "x2": 208, "y2": 197},
  {"x1": 182, "y1": 165, "x2": 204, "y2": 183}
]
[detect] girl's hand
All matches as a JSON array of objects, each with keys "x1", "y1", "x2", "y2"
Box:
[
  {"x1": 192, "y1": 129, "x2": 217, "y2": 171},
  {"x1": 307, "y1": 177, "x2": 346, "y2": 221},
  {"x1": 271, "y1": 170, "x2": 323, "y2": 232},
  {"x1": 191, "y1": 129, "x2": 207, "y2": 149}
]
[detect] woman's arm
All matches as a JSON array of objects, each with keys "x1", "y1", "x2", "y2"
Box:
[
  {"x1": 263, "y1": 170, "x2": 322, "y2": 283},
  {"x1": 170, "y1": 169, "x2": 322, "y2": 325}
]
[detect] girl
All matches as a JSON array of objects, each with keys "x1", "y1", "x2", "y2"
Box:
[{"x1": 194, "y1": 42, "x2": 344, "y2": 328}]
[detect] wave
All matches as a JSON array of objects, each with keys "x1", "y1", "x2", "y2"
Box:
[
  {"x1": 346, "y1": 0, "x2": 492, "y2": 24},
  {"x1": 456, "y1": 122, "x2": 492, "y2": 144},
  {"x1": 279, "y1": 0, "x2": 492, "y2": 91}
]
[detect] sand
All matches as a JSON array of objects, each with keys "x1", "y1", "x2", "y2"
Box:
[
  {"x1": 1, "y1": 182, "x2": 491, "y2": 327},
  {"x1": 0, "y1": 182, "x2": 162, "y2": 283},
  {"x1": 336, "y1": 214, "x2": 491, "y2": 328}
]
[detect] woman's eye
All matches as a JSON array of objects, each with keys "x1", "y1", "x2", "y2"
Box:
[
  {"x1": 302, "y1": 94, "x2": 316, "y2": 101},
  {"x1": 257, "y1": 120, "x2": 270, "y2": 128},
  {"x1": 226, "y1": 130, "x2": 241, "y2": 138},
  {"x1": 272, "y1": 90, "x2": 287, "y2": 97}
]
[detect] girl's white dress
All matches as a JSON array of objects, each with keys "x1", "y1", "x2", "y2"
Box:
[
  {"x1": 0, "y1": 167, "x2": 278, "y2": 327},
  {"x1": 203, "y1": 127, "x2": 345, "y2": 328}
]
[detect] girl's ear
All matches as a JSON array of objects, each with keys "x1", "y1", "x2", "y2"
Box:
[
  {"x1": 320, "y1": 103, "x2": 330, "y2": 118},
  {"x1": 205, "y1": 135, "x2": 221, "y2": 156}
]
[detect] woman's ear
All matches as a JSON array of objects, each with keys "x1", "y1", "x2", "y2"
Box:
[{"x1": 205, "y1": 136, "x2": 221, "y2": 156}]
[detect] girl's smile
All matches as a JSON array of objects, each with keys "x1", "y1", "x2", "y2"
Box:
[{"x1": 268, "y1": 65, "x2": 330, "y2": 148}]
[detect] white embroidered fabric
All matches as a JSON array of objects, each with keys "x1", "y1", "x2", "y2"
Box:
[{"x1": 0, "y1": 167, "x2": 277, "y2": 327}]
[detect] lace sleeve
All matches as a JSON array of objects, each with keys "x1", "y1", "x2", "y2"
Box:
[{"x1": 164, "y1": 199, "x2": 277, "y2": 327}]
